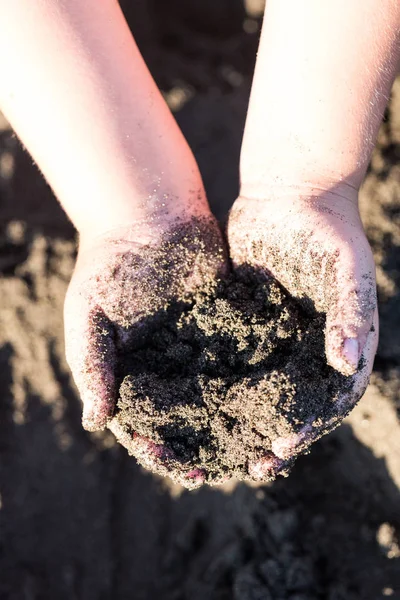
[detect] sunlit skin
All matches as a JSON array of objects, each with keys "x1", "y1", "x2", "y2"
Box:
[{"x1": 0, "y1": 0, "x2": 398, "y2": 469}]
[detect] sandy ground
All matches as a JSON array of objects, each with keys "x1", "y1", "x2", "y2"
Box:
[{"x1": 1, "y1": 2, "x2": 400, "y2": 599}]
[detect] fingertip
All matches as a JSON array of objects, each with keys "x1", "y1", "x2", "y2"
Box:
[
  {"x1": 79, "y1": 372, "x2": 116, "y2": 432},
  {"x1": 82, "y1": 393, "x2": 114, "y2": 431},
  {"x1": 82, "y1": 412, "x2": 106, "y2": 432}
]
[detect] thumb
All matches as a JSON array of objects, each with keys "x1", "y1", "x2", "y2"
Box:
[
  {"x1": 325, "y1": 265, "x2": 378, "y2": 376},
  {"x1": 64, "y1": 291, "x2": 116, "y2": 431}
]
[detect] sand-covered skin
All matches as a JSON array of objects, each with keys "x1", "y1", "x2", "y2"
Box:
[
  {"x1": 64, "y1": 215, "x2": 227, "y2": 431},
  {"x1": 109, "y1": 264, "x2": 360, "y2": 489}
]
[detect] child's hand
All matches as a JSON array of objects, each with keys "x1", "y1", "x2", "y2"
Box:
[
  {"x1": 228, "y1": 190, "x2": 378, "y2": 375},
  {"x1": 64, "y1": 217, "x2": 227, "y2": 431},
  {"x1": 228, "y1": 189, "x2": 378, "y2": 460}
]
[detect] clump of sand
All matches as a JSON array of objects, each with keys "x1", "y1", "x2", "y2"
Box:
[{"x1": 109, "y1": 264, "x2": 356, "y2": 489}]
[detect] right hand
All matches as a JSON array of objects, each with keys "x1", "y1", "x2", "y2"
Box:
[{"x1": 64, "y1": 215, "x2": 227, "y2": 433}]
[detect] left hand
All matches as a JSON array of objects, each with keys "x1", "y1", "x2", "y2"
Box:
[{"x1": 228, "y1": 188, "x2": 378, "y2": 462}]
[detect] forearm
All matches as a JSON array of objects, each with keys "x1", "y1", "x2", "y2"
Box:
[
  {"x1": 0, "y1": 0, "x2": 205, "y2": 238},
  {"x1": 241, "y1": 0, "x2": 400, "y2": 199}
]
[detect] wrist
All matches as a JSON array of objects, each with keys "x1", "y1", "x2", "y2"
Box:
[
  {"x1": 76, "y1": 200, "x2": 215, "y2": 259},
  {"x1": 67, "y1": 182, "x2": 211, "y2": 248},
  {"x1": 239, "y1": 177, "x2": 360, "y2": 211}
]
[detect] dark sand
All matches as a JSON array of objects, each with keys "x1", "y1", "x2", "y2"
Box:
[
  {"x1": 112, "y1": 265, "x2": 353, "y2": 488},
  {"x1": 1, "y1": 1, "x2": 400, "y2": 599}
]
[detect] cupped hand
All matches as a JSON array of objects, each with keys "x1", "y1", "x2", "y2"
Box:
[
  {"x1": 64, "y1": 215, "x2": 227, "y2": 432},
  {"x1": 228, "y1": 188, "x2": 378, "y2": 459}
]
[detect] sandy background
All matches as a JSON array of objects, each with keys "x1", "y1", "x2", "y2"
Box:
[{"x1": 1, "y1": 2, "x2": 400, "y2": 598}]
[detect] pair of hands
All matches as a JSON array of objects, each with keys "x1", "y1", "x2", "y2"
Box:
[{"x1": 64, "y1": 185, "x2": 378, "y2": 460}]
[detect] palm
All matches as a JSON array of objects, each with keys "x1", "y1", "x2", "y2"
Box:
[{"x1": 64, "y1": 217, "x2": 227, "y2": 431}]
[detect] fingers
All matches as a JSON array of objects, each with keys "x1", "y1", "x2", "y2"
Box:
[
  {"x1": 64, "y1": 288, "x2": 116, "y2": 431},
  {"x1": 108, "y1": 420, "x2": 207, "y2": 488}
]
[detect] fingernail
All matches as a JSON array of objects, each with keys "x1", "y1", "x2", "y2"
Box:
[{"x1": 342, "y1": 338, "x2": 359, "y2": 373}]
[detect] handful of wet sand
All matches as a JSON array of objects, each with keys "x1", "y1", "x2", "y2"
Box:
[{"x1": 108, "y1": 266, "x2": 360, "y2": 489}]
